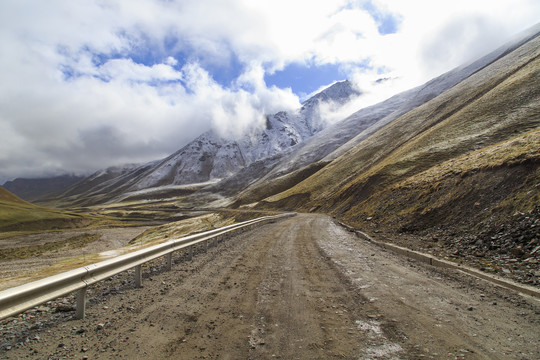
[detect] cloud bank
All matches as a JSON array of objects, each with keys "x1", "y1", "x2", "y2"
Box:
[{"x1": 0, "y1": 0, "x2": 538, "y2": 182}]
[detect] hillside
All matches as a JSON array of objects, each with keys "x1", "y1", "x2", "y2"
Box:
[
  {"x1": 256, "y1": 26, "x2": 540, "y2": 285},
  {"x1": 261, "y1": 27, "x2": 540, "y2": 215},
  {"x1": 229, "y1": 24, "x2": 540, "y2": 207},
  {"x1": 0, "y1": 187, "x2": 90, "y2": 233},
  {"x1": 0, "y1": 187, "x2": 27, "y2": 204}
]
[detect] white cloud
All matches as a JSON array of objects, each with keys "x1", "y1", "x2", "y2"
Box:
[
  {"x1": 369, "y1": 0, "x2": 540, "y2": 79},
  {"x1": 182, "y1": 62, "x2": 299, "y2": 139},
  {"x1": 0, "y1": 0, "x2": 539, "y2": 182},
  {"x1": 97, "y1": 59, "x2": 183, "y2": 82},
  {"x1": 338, "y1": 0, "x2": 540, "y2": 111}
]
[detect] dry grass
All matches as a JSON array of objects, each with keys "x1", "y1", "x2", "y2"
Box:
[
  {"x1": 130, "y1": 209, "x2": 277, "y2": 247},
  {"x1": 0, "y1": 188, "x2": 87, "y2": 232},
  {"x1": 0, "y1": 233, "x2": 101, "y2": 261},
  {"x1": 130, "y1": 213, "x2": 235, "y2": 247},
  {"x1": 0, "y1": 208, "x2": 278, "y2": 290},
  {"x1": 394, "y1": 128, "x2": 540, "y2": 189}
]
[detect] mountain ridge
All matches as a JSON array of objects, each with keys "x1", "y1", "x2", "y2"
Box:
[
  {"x1": 2, "y1": 175, "x2": 85, "y2": 202},
  {"x1": 24, "y1": 24, "x2": 540, "y2": 216},
  {"x1": 260, "y1": 26, "x2": 540, "y2": 231},
  {"x1": 51, "y1": 80, "x2": 361, "y2": 206},
  {"x1": 225, "y1": 24, "x2": 540, "y2": 207}
]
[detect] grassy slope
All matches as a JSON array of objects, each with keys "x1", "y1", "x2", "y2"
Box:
[
  {"x1": 232, "y1": 161, "x2": 329, "y2": 207},
  {"x1": 347, "y1": 129, "x2": 539, "y2": 230},
  {"x1": 260, "y1": 34, "x2": 540, "y2": 232},
  {"x1": 0, "y1": 187, "x2": 90, "y2": 232}
]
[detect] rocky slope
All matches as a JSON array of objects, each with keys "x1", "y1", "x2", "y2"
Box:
[{"x1": 228, "y1": 24, "x2": 540, "y2": 207}]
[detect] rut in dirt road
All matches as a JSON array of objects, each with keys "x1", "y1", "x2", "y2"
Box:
[
  {"x1": 159, "y1": 214, "x2": 376, "y2": 359},
  {"x1": 1, "y1": 214, "x2": 539, "y2": 359},
  {"x1": 244, "y1": 216, "x2": 374, "y2": 359}
]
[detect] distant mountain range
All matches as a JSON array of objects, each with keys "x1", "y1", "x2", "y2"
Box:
[
  {"x1": 44, "y1": 80, "x2": 362, "y2": 206},
  {"x1": 1, "y1": 175, "x2": 85, "y2": 202}
]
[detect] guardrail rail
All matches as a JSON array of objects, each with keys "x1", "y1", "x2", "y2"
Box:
[{"x1": 0, "y1": 213, "x2": 294, "y2": 320}]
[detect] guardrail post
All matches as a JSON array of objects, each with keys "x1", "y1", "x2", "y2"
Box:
[
  {"x1": 135, "y1": 265, "x2": 142, "y2": 288},
  {"x1": 166, "y1": 253, "x2": 172, "y2": 271},
  {"x1": 187, "y1": 247, "x2": 192, "y2": 261},
  {"x1": 75, "y1": 287, "x2": 87, "y2": 320}
]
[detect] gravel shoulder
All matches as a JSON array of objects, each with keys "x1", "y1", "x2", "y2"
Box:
[{"x1": 1, "y1": 214, "x2": 538, "y2": 359}]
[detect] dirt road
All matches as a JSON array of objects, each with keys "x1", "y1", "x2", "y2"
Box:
[{"x1": 1, "y1": 214, "x2": 539, "y2": 359}]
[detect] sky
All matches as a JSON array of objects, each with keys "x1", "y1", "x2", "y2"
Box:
[{"x1": 1, "y1": 0, "x2": 539, "y2": 184}]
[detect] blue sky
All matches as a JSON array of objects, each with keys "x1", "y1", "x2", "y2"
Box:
[
  {"x1": 98, "y1": 0, "x2": 402, "y2": 98},
  {"x1": 265, "y1": 63, "x2": 347, "y2": 100},
  {"x1": 0, "y1": 0, "x2": 539, "y2": 182}
]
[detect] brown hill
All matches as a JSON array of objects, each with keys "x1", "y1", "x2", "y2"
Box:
[
  {"x1": 0, "y1": 187, "x2": 90, "y2": 233},
  {"x1": 256, "y1": 27, "x2": 540, "y2": 285},
  {"x1": 0, "y1": 187, "x2": 27, "y2": 204}
]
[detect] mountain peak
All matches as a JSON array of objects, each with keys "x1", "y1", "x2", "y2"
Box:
[{"x1": 301, "y1": 80, "x2": 360, "y2": 108}]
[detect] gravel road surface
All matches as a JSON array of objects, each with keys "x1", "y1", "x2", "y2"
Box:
[{"x1": 1, "y1": 214, "x2": 538, "y2": 359}]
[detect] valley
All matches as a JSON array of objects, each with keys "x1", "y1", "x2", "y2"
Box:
[{"x1": 0, "y1": 21, "x2": 539, "y2": 360}]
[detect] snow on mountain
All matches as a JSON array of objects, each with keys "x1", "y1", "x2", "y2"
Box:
[
  {"x1": 132, "y1": 81, "x2": 359, "y2": 190},
  {"x1": 63, "y1": 80, "x2": 361, "y2": 203},
  {"x1": 55, "y1": 23, "x2": 540, "y2": 207},
  {"x1": 261, "y1": 23, "x2": 540, "y2": 180}
]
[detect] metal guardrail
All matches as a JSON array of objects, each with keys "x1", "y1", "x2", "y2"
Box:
[
  {"x1": 0, "y1": 213, "x2": 294, "y2": 320},
  {"x1": 342, "y1": 223, "x2": 540, "y2": 299}
]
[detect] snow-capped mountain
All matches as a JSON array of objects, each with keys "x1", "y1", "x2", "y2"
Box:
[
  {"x1": 132, "y1": 80, "x2": 359, "y2": 189},
  {"x1": 51, "y1": 23, "x2": 540, "y2": 208},
  {"x1": 220, "y1": 23, "x2": 540, "y2": 205},
  {"x1": 60, "y1": 80, "x2": 360, "y2": 204}
]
